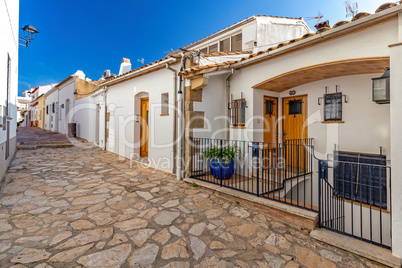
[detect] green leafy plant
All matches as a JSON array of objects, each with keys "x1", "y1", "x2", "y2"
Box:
[
  {"x1": 203, "y1": 144, "x2": 242, "y2": 164},
  {"x1": 235, "y1": 200, "x2": 240, "y2": 205},
  {"x1": 192, "y1": 182, "x2": 198, "y2": 187}
]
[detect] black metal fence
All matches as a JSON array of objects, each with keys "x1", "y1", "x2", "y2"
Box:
[
  {"x1": 189, "y1": 137, "x2": 316, "y2": 211},
  {"x1": 318, "y1": 156, "x2": 391, "y2": 249}
]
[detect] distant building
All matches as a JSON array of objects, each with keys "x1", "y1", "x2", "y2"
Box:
[{"x1": 17, "y1": 90, "x2": 31, "y2": 125}]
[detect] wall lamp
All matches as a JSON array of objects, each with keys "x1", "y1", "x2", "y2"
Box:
[{"x1": 19, "y1": 25, "x2": 39, "y2": 47}]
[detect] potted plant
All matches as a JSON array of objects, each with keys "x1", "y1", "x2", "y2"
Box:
[{"x1": 203, "y1": 144, "x2": 242, "y2": 180}]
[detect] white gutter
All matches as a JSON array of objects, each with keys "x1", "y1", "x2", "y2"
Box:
[
  {"x1": 232, "y1": 5, "x2": 402, "y2": 69},
  {"x1": 100, "y1": 58, "x2": 177, "y2": 87}
]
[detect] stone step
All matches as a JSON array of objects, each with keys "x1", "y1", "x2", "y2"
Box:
[
  {"x1": 18, "y1": 140, "x2": 71, "y2": 145},
  {"x1": 17, "y1": 143, "x2": 75, "y2": 150}
]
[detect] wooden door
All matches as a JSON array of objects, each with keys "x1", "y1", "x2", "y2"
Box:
[
  {"x1": 282, "y1": 96, "x2": 308, "y2": 171},
  {"x1": 263, "y1": 97, "x2": 278, "y2": 167},
  {"x1": 140, "y1": 97, "x2": 149, "y2": 157}
]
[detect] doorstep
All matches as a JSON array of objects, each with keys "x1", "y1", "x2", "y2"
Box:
[
  {"x1": 183, "y1": 178, "x2": 318, "y2": 231},
  {"x1": 311, "y1": 229, "x2": 401, "y2": 268}
]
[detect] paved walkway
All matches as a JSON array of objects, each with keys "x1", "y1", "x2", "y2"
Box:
[
  {"x1": 17, "y1": 127, "x2": 69, "y2": 143},
  {"x1": 0, "y1": 145, "x2": 385, "y2": 267}
]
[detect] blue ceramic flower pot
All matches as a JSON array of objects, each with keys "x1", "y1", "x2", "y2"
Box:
[{"x1": 209, "y1": 158, "x2": 235, "y2": 180}]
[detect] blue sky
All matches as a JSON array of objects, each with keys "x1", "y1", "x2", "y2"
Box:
[{"x1": 18, "y1": 0, "x2": 386, "y2": 94}]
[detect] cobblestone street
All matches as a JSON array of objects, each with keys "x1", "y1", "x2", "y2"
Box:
[{"x1": 0, "y1": 141, "x2": 386, "y2": 267}]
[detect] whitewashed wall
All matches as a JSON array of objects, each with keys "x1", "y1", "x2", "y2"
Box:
[
  {"x1": 106, "y1": 65, "x2": 180, "y2": 173},
  {"x1": 0, "y1": 0, "x2": 19, "y2": 180},
  {"x1": 58, "y1": 79, "x2": 76, "y2": 135},
  {"x1": 74, "y1": 93, "x2": 105, "y2": 148},
  {"x1": 45, "y1": 90, "x2": 59, "y2": 132}
]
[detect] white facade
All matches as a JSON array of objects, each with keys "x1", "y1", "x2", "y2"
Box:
[
  {"x1": 188, "y1": 6, "x2": 402, "y2": 257},
  {"x1": 74, "y1": 90, "x2": 105, "y2": 148},
  {"x1": 186, "y1": 15, "x2": 313, "y2": 54},
  {"x1": 101, "y1": 60, "x2": 180, "y2": 174},
  {"x1": 44, "y1": 87, "x2": 59, "y2": 132},
  {"x1": 0, "y1": 0, "x2": 19, "y2": 181}
]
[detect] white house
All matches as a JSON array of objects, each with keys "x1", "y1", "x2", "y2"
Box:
[
  {"x1": 28, "y1": 84, "x2": 55, "y2": 127},
  {"x1": 180, "y1": 3, "x2": 402, "y2": 262},
  {"x1": 0, "y1": 0, "x2": 19, "y2": 181},
  {"x1": 44, "y1": 71, "x2": 100, "y2": 137},
  {"x1": 96, "y1": 15, "x2": 314, "y2": 175},
  {"x1": 178, "y1": 15, "x2": 313, "y2": 54},
  {"x1": 97, "y1": 56, "x2": 181, "y2": 174},
  {"x1": 17, "y1": 90, "x2": 30, "y2": 125}
]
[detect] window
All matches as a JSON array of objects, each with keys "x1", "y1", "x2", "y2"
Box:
[
  {"x1": 52, "y1": 103, "x2": 55, "y2": 113},
  {"x1": 265, "y1": 100, "x2": 274, "y2": 115},
  {"x1": 231, "y1": 33, "x2": 242, "y2": 51},
  {"x1": 334, "y1": 151, "x2": 387, "y2": 207},
  {"x1": 46, "y1": 105, "x2": 49, "y2": 115},
  {"x1": 200, "y1": 47, "x2": 208, "y2": 54},
  {"x1": 324, "y1": 93, "x2": 342, "y2": 121},
  {"x1": 161, "y1": 93, "x2": 169, "y2": 115},
  {"x1": 229, "y1": 99, "x2": 246, "y2": 126},
  {"x1": 288, "y1": 100, "x2": 302, "y2": 115},
  {"x1": 209, "y1": 43, "x2": 218, "y2": 54},
  {"x1": 220, "y1": 38, "x2": 230, "y2": 52}
]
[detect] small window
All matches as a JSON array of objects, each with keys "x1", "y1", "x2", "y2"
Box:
[
  {"x1": 231, "y1": 99, "x2": 246, "y2": 126},
  {"x1": 265, "y1": 100, "x2": 274, "y2": 115},
  {"x1": 324, "y1": 93, "x2": 342, "y2": 121},
  {"x1": 200, "y1": 47, "x2": 208, "y2": 54},
  {"x1": 46, "y1": 105, "x2": 49, "y2": 115},
  {"x1": 52, "y1": 103, "x2": 55, "y2": 113},
  {"x1": 289, "y1": 100, "x2": 302, "y2": 115},
  {"x1": 231, "y1": 33, "x2": 242, "y2": 52},
  {"x1": 161, "y1": 93, "x2": 169, "y2": 115},
  {"x1": 220, "y1": 38, "x2": 230, "y2": 52},
  {"x1": 209, "y1": 43, "x2": 218, "y2": 54}
]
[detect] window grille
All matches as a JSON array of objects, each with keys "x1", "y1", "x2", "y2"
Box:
[{"x1": 324, "y1": 93, "x2": 342, "y2": 121}]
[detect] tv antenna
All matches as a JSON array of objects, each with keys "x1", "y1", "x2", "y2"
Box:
[
  {"x1": 306, "y1": 11, "x2": 324, "y2": 23},
  {"x1": 137, "y1": 58, "x2": 145, "y2": 65},
  {"x1": 344, "y1": 0, "x2": 358, "y2": 17}
]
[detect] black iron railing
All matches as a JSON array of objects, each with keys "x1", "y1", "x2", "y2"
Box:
[
  {"x1": 318, "y1": 157, "x2": 391, "y2": 249},
  {"x1": 189, "y1": 137, "x2": 316, "y2": 211}
]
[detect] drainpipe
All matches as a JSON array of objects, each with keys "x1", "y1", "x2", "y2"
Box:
[
  {"x1": 225, "y1": 68, "x2": 235, "y2": 140},
  {"x1": 166, "y1": 64, "x2": 178, "y2": 175},
  {"x1": 176, "y1": 54, "x2": 188, "y2": 180}
]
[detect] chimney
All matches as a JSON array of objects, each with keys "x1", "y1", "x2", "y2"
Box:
[
  {"x1": 314, "y1": 20, "x2": 330, "y2": 30},
  {"x1": 119, "y1": 58, "x2": 132, "y2": 75},
  {"x1": 100, "y1": 75, "x2": 105, "y2": 81},
  {"x1": 104, "y1": 70, "x2": 111, "y2": 78}
]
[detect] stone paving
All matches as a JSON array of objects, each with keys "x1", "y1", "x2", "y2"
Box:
[
  {"x1": 0, "y1": 144, "x2": 386, "y2": 267},
  {"x1": 17, "y1": 128, "x2": 69, "y2": 143}
]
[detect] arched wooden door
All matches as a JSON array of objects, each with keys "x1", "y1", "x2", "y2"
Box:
[{"x1": 140, "y1": 97, "x2": 149, "y2": 157}]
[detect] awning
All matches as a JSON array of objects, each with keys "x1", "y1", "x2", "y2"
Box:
[{"x1": 252, "y1": 57, "x2": 390, "y2": 92}]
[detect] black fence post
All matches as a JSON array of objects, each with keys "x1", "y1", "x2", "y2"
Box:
[
  {"x1": 220, "y1": 139, "x2": 223, "y2": 187},
  {"x1": 257, "y1": 147, "x2": 260, "y2": 197}
]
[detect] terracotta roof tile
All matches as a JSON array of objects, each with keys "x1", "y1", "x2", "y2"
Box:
[
  {"x1": 352, "y1": 12, "x2": 371, "y2": 21},
  {"x1": 316, "y1": 27, "x2": 331, "y2": 34},
  {"x1": 333, "y1": 21, "x2": 350, "y2": 28},
  {"x1": 376, "y1": 3, "x2": 397, "y2": 13}
]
